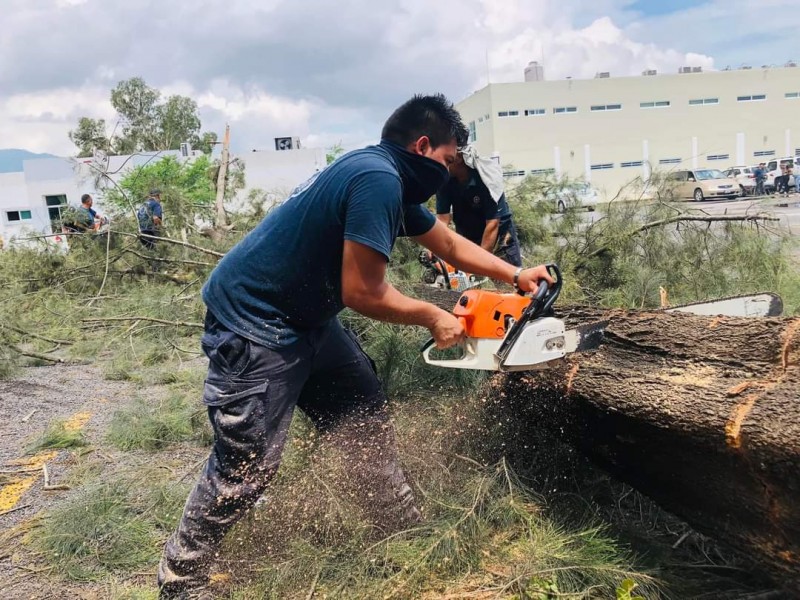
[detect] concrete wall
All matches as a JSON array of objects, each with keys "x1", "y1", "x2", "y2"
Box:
[{"x1": 457, "y1": 66, "x2": 800, "y2": 199}]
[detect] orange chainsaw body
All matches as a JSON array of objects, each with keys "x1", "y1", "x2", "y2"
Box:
[{"x1": 453, "y1": 290, "x2": 531, "y2": 339}]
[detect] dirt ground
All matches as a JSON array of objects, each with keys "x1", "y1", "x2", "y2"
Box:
[
  {"x1": 0, "y1": 362, "x2": 785, "y2": 600},
  {"x1": 0, "y1": 364, "x2": 195, "y2": 599}
]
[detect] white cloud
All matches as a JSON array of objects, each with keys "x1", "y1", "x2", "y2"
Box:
[{"x1": 0, "y1": 0, "x2": 794, "y2": 157}]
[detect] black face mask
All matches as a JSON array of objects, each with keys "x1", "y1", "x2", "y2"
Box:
[{"x1": 380, "y1": 139, "x2": 450, "y2": 204}]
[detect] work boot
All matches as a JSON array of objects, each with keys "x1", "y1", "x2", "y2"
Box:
[{"x1": 158, "y1": 555, "x2": 212, "y2": 600}]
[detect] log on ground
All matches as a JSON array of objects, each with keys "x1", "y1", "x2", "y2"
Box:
[{"x1": 502, "y1": 310, "x2": 800, "y2": 586}]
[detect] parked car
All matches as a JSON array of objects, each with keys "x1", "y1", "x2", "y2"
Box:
[
  {"x1": 667, "y1": 169, "x2": 738, "y2": 201},
  {"x1": 722, "y1": 165, "x2": 756, "y2": 196},
  {"x1": 764, "y1": 156, "x2": 796, "y2": 192},
  {"x1": 551, "y1": 182, "x2": 601, "y2": 213}
]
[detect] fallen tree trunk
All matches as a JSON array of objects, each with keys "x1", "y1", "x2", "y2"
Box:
[
  {"x1": 413, "y1": 286, "x2": 800, "y2": 584},
  {"x1": 498, "y1": 309, "x2": 800, "y2": 587}
]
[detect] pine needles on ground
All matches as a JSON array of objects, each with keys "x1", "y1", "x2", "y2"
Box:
[
  {"x1": 107, "y1": 392, "x2": 210, "y2": 451},
  {"x1": 26, "y1": 419, "x2": 88, "y2": 453}
]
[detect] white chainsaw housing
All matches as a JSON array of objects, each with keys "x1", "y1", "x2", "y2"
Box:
[{"x1": 422, "y1": 316, "x2": 568, "y2": 371}]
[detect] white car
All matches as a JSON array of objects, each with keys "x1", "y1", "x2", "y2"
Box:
[
  {"x1": 764, "y1": 157, "x2": 797, "y2": 191},
  {"x1": 723, "y1": 165, "x2": 756, "y2": 195},
  {"x1": 553, "y1": 182, "x2": 600, "y2": 213}
]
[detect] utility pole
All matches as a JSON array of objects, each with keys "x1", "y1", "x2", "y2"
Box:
[{"x1": 214, "y1": 124, "x2": 230, "y2": 227}]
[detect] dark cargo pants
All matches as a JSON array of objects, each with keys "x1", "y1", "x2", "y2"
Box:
[{"x1": 158, "y1": 311, "x2": 419, "y2": 592}]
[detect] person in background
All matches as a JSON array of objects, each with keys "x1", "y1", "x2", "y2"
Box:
[
  {"x1": 137, "y1": 189, "x2": 163, "y2": 249},
  {"x1": 753, "y1": 163, "x2": 766, "y2": 196},
  {"x1": 795, "y1": 159, "x2": 800, "y2": 194},
  {"x1": 435, "y1": 149, "x2": 522, "y2": 266},
  {"x1": 75, "y1": 194, "x2": 102, "y2": 232}
]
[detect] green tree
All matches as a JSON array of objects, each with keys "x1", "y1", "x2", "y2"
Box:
[
  {"x1": 70, "y1": 77, "x2": 216, "y2": 156},
  {"x1": 110, "y1": 77, "x2": 161, "y2": 152},
  {"x1": 156, "y1": 95, "x2": 202, "y2": 150},
  {"x1": 68, "y1": 117, "x2": 112, "y2": 158},
  {"x1": 326, "y1": 142, "x2": 345, "y2": 165},
  {"x1": 103, "y1": 155, "x2": 217, "y2": 234}
]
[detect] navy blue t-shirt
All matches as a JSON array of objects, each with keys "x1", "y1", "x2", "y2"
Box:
[
  {"x1": 436, "y1": 169, "x2": 512, "y2": 247},
  {"x1": 202, "y1": 144, "x2": 436, "y2": 348},
  {"x1": 137, "y1": 198, "x2": 163, "y2": 230}
]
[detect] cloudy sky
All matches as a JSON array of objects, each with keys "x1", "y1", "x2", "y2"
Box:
[{"x1": 2, "y1": 0, "x2": 798, "y2": 156}]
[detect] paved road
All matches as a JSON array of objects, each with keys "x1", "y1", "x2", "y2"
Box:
[
  {"x1": 579, "y1": 194, "x2": 800, "y2": 235},
  {"x1": 690, "y1": 194, "x2": 800, "y2": 233}
]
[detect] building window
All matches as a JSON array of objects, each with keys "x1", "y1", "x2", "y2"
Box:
[
  {"x1": 640, "y1": 101, "x2": 670, "y2": 108},
  {"x1": 590, "y1": 104, "x2": 622, "y2": 111},
  {"x1": 502, "y1": 170, "x2": 526, "y2": 178},
  {"x1": 620, "y1": 161, "x2": 643, "y2": 168},
  {"x1": 497, "y1": 110, "x2": 519, "y2": 117},
  {"x1": 786, "y1": 92, "x2": 800, "y2": 99},
  {"x1": 468, "y1": 121, "x2": 477, "y2": 143},
  {"x1": 796, "y1": 148, "x2": 800, "y2": 156},
  {"x1": 477, "y1": 116, "x2": 484, "y2": 123},
  {"x1": 484, "y1": 114, "x2": 490, "y2": 120},
  {"x1": 530, "y1": 168, "x2": 556, "y2": 176},
  {"x1": 524, "y1": 108, "x2": 545, "y2": 116},
  {"x1": 753, "y1": 150, "x2": 776, "y2": 157},
  {"x1": 6, "y1": 210, "x2": 33, "y2": 222},
  {"x1": 737, "y1": 94, "x2": 766, "y2": 102},
  {"x1": 590, "y1": 163, "x2": 614, "y2": 170},
  {"x1": 45, "y1": 194, "x2": 68, "y2": 232},
  {"x1": 659, "y1": 158, "x2": 682, "y2": 164},
  {"x1": 707, "y1": 154, "x2": 730, "y2": 161},
  {"x1": 553, "y1": 106, "x2": 577, "y2": 114},
  {"x1": 689, "y1": 98, "x2": 718, "y2": 105}
]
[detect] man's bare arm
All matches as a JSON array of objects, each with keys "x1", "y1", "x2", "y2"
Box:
[
  {"x1": 341, "y1": 240, "x2": 464, "y2": 348},
  {"x1": 480, "y1": 218, "x2": 499, "y2": 252},
  {"x1": 414, "y1": 220, "x2": 553, "y2": 293}
]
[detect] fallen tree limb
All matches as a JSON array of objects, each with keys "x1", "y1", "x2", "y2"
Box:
[
  {"x1": 112, "y1": 231, "x2": 224, "y2": 258},
  {"x1": 2, "y1": 325, "x2": 73, "y2": 346},
  {"x1": 585, "y1": 214, "x2": 781, "y2": 259},
  {"x1": 82, "y1": 316, "x2": 203, "y2": 329},
  {"x1": 497, "y1": 309, "x2": 800, "y2": 587},
  {"x1": 8, "y1": 344, "x2": 68, "y2": 364},
  {"x1": 121, "y1": 248, "x2": 215, "y2": 267}
]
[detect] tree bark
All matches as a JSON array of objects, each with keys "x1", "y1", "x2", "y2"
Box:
[
  {"x1": 411, "y1": 286, "x2": 800, "y2": 584},
  {"x1": 498, "y1": 310, "x2": 800, "y2": 587}
]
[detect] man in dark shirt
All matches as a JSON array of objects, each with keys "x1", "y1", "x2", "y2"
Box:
[
  {"x1": 157, "y1": 94, "x2": 552, "y2": 598},
  {"x1": 137, "y1": 189, "x2": 163, "y2": 249},
  {"x1": 436, "y1": 153, "x2": 522, "y2": 266}
]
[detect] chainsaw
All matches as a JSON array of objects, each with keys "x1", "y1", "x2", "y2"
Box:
[
  {"x1": 421, "y1": 264, "x2": 783, "y2": 372},
  {"x1": 418, "y1": 251, "x2": 485, "y2": 292}
]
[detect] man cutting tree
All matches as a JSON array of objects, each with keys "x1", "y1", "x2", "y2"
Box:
[
  {"x1": 158, "y1": 94, "x2": 552, "y2": 598},
  {"x1": 436, "y1": 148, "x2": 523, "y2": 266}
]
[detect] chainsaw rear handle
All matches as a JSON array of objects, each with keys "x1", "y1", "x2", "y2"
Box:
[{"x1": 517, "y1": 263, "x2": 561, "y2": 316}]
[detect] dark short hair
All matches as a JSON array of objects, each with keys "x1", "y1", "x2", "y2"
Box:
[
  {"x1": 149, "y1": 188, "x2": 161, "y2": 196},
  {"x1": 81, "y1": 193, "x2": 91, "y2": 204},
  {"x1": 381, "y1": 94, "x2": 469, "y2": 149}
]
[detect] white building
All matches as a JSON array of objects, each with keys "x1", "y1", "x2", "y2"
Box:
[
  {"x1": 456, "y1": 64, "x2": 800, "y2": 198},
  {"x1": 0, "y1": 146, "x2": 324, "y2": 247}
]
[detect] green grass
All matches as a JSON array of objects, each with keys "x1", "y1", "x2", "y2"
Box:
[
  {"x1": 34, "y1": 478, "x2": 159, "y2": 581},
  {"x1": 26, "y1": 419, "x2": 88, "y2": 454},
  {"x1": 33, "y1": 464, "x2": 191, "y2": 582},
  {"x1": 107, "y1": 392, "x2": 210, "y2": 451},
  {"x1": 225, "y1": 459, "x2": 657, "y2": 599}
]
